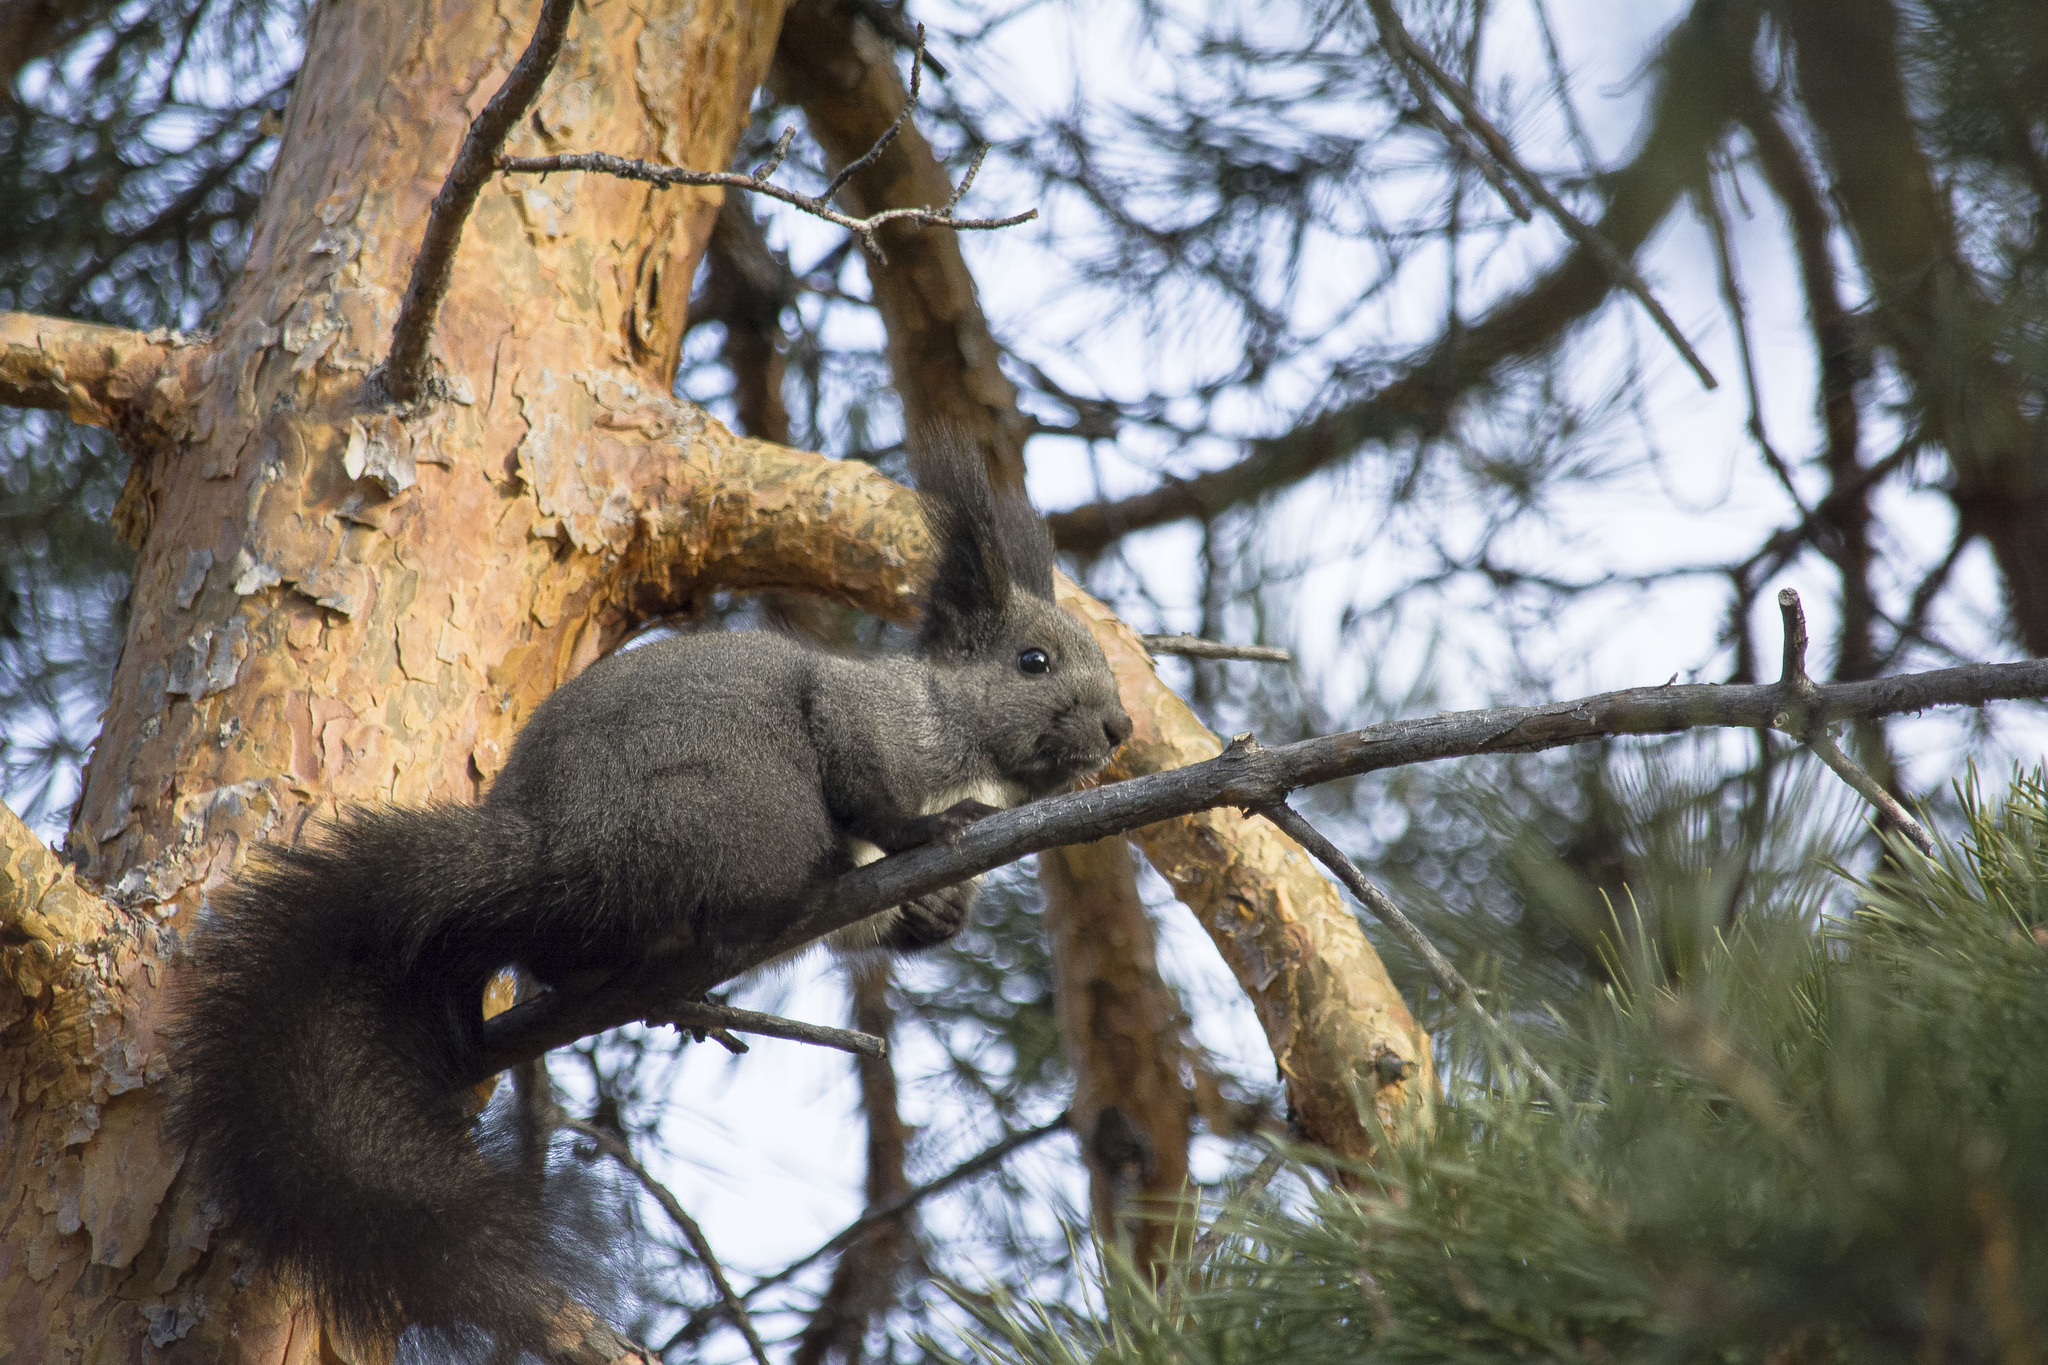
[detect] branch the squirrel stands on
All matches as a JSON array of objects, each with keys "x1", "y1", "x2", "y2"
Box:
[{"x1": 476, "y1": 638, "x2": 2048, "y2": 1080}]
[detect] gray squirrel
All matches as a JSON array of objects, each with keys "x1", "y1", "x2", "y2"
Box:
[{"x1": 167, "y1": 435, "x2": 1132, "y2": 1357}]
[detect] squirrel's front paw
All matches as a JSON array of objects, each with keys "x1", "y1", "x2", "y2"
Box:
[{"x1": 921, "y1": 799, "x2": 1001, "y2": 847}]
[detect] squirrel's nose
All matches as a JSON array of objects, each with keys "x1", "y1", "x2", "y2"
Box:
[{"x1": 1103, "y1": 709, "x2": 1134, "y2": 749}]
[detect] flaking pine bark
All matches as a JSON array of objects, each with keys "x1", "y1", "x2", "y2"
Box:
[
  {"x1": 0, "y1": 0, "x2": 789, "y2": 1357},
  {"x1": 0, "y1": 0, "x2": 1433, "y2": 1360}
]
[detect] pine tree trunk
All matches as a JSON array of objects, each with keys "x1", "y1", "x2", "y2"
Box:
[{"x1": 1, "y1": 0, "x2": 790, "y2": 1357}]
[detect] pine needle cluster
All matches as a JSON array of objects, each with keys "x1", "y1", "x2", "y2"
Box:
[{"x1": 950, "y1": 771, "x2": 2048, "y2": 1362}]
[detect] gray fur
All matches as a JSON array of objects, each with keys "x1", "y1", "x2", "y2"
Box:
[{"x1": 167, "y1": 433, "x2": 1132, "y2": 1356}]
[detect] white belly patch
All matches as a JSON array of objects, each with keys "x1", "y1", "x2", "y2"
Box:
[{"x1": 841, "y1": 777, "x2": 1024, "y2": 867}]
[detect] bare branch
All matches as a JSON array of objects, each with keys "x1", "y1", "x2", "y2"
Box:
[
  {"x1": 474, "y1": 652, "x2": 2048, "y2": 1077},
  {"x1": 497, "y1": 151, "x2": 1035, "y2": 263},
  {"x1": 1773, "y1": 589, "x2": 1936, "y2": 855},
  {"x1": 499, "y1": 25, "x2": 1030, "y2": 264},
  {"x1": 745, "y1": 1113, "x2": 1068, "y2": 1304},
  {"x1": 820, "y1": 22, "x2": 927, "y2": 203},
  {"x1": 0, "y1": 311, "x2": 185, "y2": 430},
  {"x1": 1745, "y1": 106, "x2": 1882, "y2": 694},
  {"x1": 1366, "y1": 2, "x2": 1530, "y2": 220},
  {"x1": 661, "y1": 1001, "x2": 887, "y2": 1059},
  {"x1": 1698, "y1": 174, "x2": 1802, "y2": 506},
  {"x1": 567, "y1": 1121, "x2": 771, "y2": 1365},
  {"x1": 1256, "y1": 795, "x2": 1570, "y2": 1112},
  {"x1": 1363, "y1": 0, "x2": 1717, "y2": 391},
  {"x1": 1141, "y1": 634, "x2": 1293, "y2": 664},
  {"x1": 380, "y1": 0, "x2": 576, "y2": 405}
]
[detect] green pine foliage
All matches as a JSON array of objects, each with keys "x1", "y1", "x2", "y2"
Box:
[{"x1": 946, "y1": 771, "x2": 2048, "y2": 1362}]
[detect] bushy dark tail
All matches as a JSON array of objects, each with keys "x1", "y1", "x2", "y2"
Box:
[{"x1": 168, "y1": 804, "x2": 611, "y2": 1355}]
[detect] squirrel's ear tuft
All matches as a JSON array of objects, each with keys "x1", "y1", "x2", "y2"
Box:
[
  {"x1": 989, "y1": 472, "x2": 1056, "y2": 601},
  {"x1": 910, "y1": 428, "x2": 1055, "y2": 650}
]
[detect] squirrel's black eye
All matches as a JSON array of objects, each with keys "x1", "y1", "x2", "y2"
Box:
[{"x1": 1018, "y1": 648, "x2": 1050, "y2": 675}]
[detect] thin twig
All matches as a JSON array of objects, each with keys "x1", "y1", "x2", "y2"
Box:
[
  {"x1": 382, "y1": 0, "x2": 576, "y2": 405},
  {"x1": 1141, "y1": 633, "x2": 1293, "y2": 664},
  {"x1": 1698, "y1": 172, "x2": 1805, "y2": 508},
  {"x1": 1363, "y1": 0, "x2": 1718, "y2": 391},
  {"x1": 752, "y1": 1111, "x2": 1067, "y2": 1296},
  {"x1": 473, "y1": 652, "x2": 2048, "y2": 1077},
  {"x1": 1368, "y1": 3, "x2": 1530, "y2": 220},
  {"x1": 1190, "y1": 1146, "x2": 1286, "y2": 1261},
  {"x1": 567, "y1": 1120, "x2": 773, "y2": 1365},
  {"x1": 660, "y1": 1000, "x2": 888, "y2": 1059},
  {"x1": 498, "y1": 27, "x2": 1030, "y2": 263},
  {"x1": 663, "y1": 1111, "x2": 1070, "y2": 1350},
  {"x1": 499, "y1": 151, "x2": 1035, "y2": 262},
  {"x1": 1255, "y1": 795, "x2": 1572, "y2": 1113},
  {"x1": 821, "y1": 22, "x2": 928, "y2": 202},
  {"x1": 1771, "y1": 588, "x2": 1937, "y2": 855}
]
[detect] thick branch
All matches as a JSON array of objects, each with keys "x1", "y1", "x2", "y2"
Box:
[
  {"x1": 1, "y1": 795, "x2": 119, "y2": 979},
  {"x1": 693, "y1": 195, "x2": 798, "y2": 443},
  {"x1": 1045, "y1": 1, "x2": 1754, "y2": 556},
  {"x1": 476, "y1": 652, "x2": 2048, "y2": 1075},
  {"x1": 534, "y1": 1301, "x2": 654, "y2": 1365},
  {"x1": 1042, "y1": 837, "x2": 1195, "y2": 1273},
  {"x1": 773, "y1": 0, "x2": 1036, "y2": 465},
  {"x1": 381, "y1": 0, "x2": 576, "y2": 405},
  {"x1": 1779, "y1": 0, "x2": 2048, "y2": 653},
  {"x1": 791, "y1": 961, "x2": 911, "y2": 1365},
  {"x1": 0, "y1": 311, "x2": 183, "y2": 430}
]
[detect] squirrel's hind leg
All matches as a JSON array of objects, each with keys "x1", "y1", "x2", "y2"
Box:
[{"x1": 828, "y1": 879, "x2": 980, "y2": 954}]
